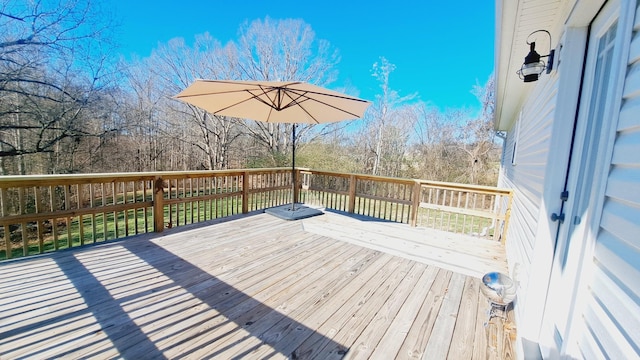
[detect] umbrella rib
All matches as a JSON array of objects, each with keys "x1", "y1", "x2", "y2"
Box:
[
  {"x1": 251, "y1": 86, "x2": 284, "y2": 110},
  {"x1": 282, "y1": 90, "x2": 365, "y2": 119},
  {"x1": 278, "y1": 91, "x2": 320, "y2": 124},
  {"x1": 286, "y1": 87, "x2": 369, "y2": 103},
  {"x1": 175, "y1": 88, "x2": 250, "y2": 99},
  {"x1": 178, "y1": 88, "x2": 283, "y2": 114},
  {"x1": 211, "y1": 96, "x2": 262, "y2": 115}
]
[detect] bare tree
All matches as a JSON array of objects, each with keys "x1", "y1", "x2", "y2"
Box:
[
  {"x1": 234, "y1": 17, "x2": 342, "y2": 166},
  {"x1": 357, "y1": 57, "x2": 416, "y2": 177},
  {"x1": 458, "y1": 75, "x2": 498, "y2": 185},
  {"x1": 410, "y1": 106, "x2": 468, "y2": 182},
  {"x1": 110, "y1": 35, "x2": 239, "y2": 171},
  {"x1": 0, "y1": 0, "x2": 116, "y2": 174},
  {"x1": 111, "y1": 18, "x2": 344, "y2": 172}
]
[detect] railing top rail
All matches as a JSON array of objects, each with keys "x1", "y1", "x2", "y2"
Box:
[
  {"x1": 0, "y1": 168, "x2": 512, "y2": 196},
  {"x1": 415, "y1": 179, "x2": 513, "y2": 195},
  {"x1": 0, "y1": 168, "x2": 293, "y2": 187},
  {"x1": 299, "y1": 168, "x2": 512, "y2": 195},
  {"x1": 299, "y1": 169, "x2": 415, "y2": 185}
]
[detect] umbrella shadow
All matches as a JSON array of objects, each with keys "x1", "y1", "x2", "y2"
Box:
[
  {"x1": 323, "y1": 208, "x2": 397, "y2": 223},
  {"x1": 119, "y1": 228, "x2": 348, "y2": 358},
  {"x1": 51, "y1": 215, "x2": 349, "y2": 358},
  {"x1": 0, "y1": 212, "x2": 351, "y2": 358}
]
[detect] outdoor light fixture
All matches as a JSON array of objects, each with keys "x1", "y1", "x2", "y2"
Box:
[{"x1": 517, "y1": 30, "x2": 555, "y2": 82}]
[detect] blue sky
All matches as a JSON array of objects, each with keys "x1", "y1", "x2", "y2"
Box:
[{"x1": 112, "y1": 1, "x2": 495, "y2": 111}]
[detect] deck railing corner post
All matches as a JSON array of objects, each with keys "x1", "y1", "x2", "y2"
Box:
[
  {"x1": 501, "y1": 190, "x2": 514, "y2": 245},
  {"x1": 153, "y1": 176, "x2": 165, "y2": 233},
  {"x1": 348, "y1": 174, "x2": 357, "y2": 213},
  {"x1": 242, "y1": 171, "x2": 249, "y2": 214},
  {"x1": 410, "y1": 180, "x2": 421, "y2": 227}
]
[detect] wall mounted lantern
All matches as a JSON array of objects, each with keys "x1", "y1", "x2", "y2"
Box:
[{"x1": 517, "y1": 30, "x2": 555, "y2": 82}]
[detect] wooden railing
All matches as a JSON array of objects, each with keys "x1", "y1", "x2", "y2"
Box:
[
  {"x1": 299, "y1": 170, "x2": 513, "y2": 242},
  {"x1": 0, "y1": 168, "x2": 512, "y2": 260}
]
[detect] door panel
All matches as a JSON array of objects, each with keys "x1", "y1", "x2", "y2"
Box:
[{"x1": 541, "y1": 0, "x2": 622, "y2": 356}]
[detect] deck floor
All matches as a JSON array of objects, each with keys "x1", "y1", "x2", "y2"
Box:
[{"x1": 0, "y1": 211, "x2": 514, "y2": 359}]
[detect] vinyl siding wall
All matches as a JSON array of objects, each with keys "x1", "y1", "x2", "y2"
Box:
[
  {"x1": 575, "y1": 3, "x2": 640, "y2": 357},
  {"x1": 499, "y1": 74, "x2": 559, "y2": 324}
]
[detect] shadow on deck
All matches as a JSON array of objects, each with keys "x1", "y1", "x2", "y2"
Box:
[{"x1": 0, "y1": 211, "x2": 515, "y2": 359}]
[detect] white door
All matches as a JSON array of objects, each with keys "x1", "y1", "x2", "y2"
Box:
[{"x1": 541, "y1": 0, "x2": 626, "y2": 356}]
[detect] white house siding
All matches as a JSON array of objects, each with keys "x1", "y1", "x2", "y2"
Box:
[
  {"x1": 499, "y1": 75, "x2": 559, "y2": 325},
  {"x1": 574, "y1": 4, "x2": 640, "y2": 357}
]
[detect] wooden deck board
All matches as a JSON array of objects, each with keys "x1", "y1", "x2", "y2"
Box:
[
  {"x1": 447, "y1": 276, "x2": 481, "y2": 359},
  {"x1": 301, "y1": 211, "x2": 508, "y2": 278},
  {"x1": 0, "y1": 211, "x2": 515, "y2": 359},
  {"x1": 306, "y1": 257, "x2": 421, "y2": 360},
  {"x1": 75, "y1": 234, "x2": 346, "y2": 359},
  {"x1": 421, "y1": 272, "x2": 467, "y2": 359}
]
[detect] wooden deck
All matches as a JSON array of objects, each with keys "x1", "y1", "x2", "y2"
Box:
[{"x1": 0, "y1": 211, "x2": 515, "y2": 359}]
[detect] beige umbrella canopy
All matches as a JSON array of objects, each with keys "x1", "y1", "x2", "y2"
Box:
[
  {"x1": 174, "y1": 80, "x2": 370, "y2": 124},
  {"x1": 175, "y1": 79, "x2": 370, "y2": 217}
]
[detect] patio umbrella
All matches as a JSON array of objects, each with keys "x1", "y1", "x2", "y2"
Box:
[{"x1": 174, "y1": 79, "x2": 370, "y2": 216}]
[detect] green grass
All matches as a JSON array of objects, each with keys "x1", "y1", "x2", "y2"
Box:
[
  {"x1": 0, "y1": 196, "x2": 246, "y2": 261},
  {"x1": 1, "y1": 191, "x2": 498, "y2": 261},
  {"x1": 416, "y1": 208, "x2": 496, "y2": 236}
]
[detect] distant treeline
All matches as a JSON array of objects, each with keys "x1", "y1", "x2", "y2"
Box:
[{"x1": 0, "y1": 0, "x2": 500, "y2": 185}]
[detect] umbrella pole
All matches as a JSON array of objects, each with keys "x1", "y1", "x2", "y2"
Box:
[{"x1": 291, "y1": 124, "x2": 296, "y2": 211}]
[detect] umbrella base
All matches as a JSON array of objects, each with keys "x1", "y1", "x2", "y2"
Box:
[{"x1": 264, "y1": 204, "x2": 324, "y2": 221}]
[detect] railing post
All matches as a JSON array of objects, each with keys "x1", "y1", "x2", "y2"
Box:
[
  {"x1": 348, "y1": 174, "x2": 357, "y2": 213},
  {"x1": 153, "y1": 176, "x2": 165, "y2": 233},
  {"x1": 410, "y1": 180, "x2": 421, "y2": 227},
  {"x1": 501, "y1": 191, "x2": 514, "y2": 245},
  {"x1": 1, "y1": 188, "x2": 10, "y2": 260},
  {"x1": 242, "y1": 171, "x2": 249, "y2": 214}
]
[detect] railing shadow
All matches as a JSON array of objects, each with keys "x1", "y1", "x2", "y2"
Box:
[
  {"x1": 0, "y1": 211, "x2": 347, "y2": 358},
  {"x1": 322, "y1": 208, "x2": 396, "y2": 223}
]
